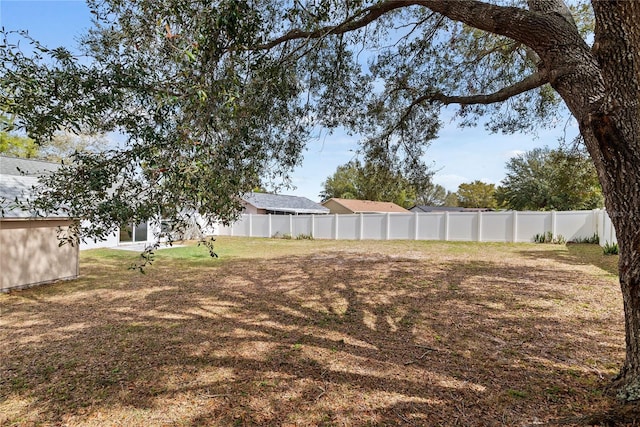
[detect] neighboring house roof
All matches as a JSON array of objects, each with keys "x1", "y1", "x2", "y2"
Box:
[
  {"x1": 243, "y1": 192, "x2": 330, "y2": 215},
  {"x1": 410, "y1": 205, "x2": 493, "y2": 213},
  {"x1": 322, "y1": 198, "x2": 409, "y2": 214},
  {"x1": 410, "y1": 206, "x2": 465, "y2": 213},
  {"x1": 0, "y1": 155, "x2": 61, "y2": 176},
  {"x1": 0, "y1": 157, "x2": 65, "y2": 218}
]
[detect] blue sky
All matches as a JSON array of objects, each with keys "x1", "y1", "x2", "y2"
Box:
[{"x1": 1, "y1": 0, "x2": 578, "y2": 201}]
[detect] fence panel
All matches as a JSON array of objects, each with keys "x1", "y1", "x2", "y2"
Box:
[
  {"x1": 415, "y1": 213, "x2": 445, "y2": 240},
  {"x1": 555, "y1": 211, "x2": 597, "y2": 241},
  {"x1": 362, "y1": 214, "x2": 386, "y2": 240},
  {"x1": 600, "y1": 211, "x2": 618, "y2": 245},
  {"x1": 515, "y1": 212, "x2": 551, "y2": 242},
  {"x1": 481, "y1": 212, "x2": 514, "y2": 242},
  {"x1": 232, "y1": 216, "x2": 251, "y2": 237},
  {"x1": 388, "y1": 214, "x2": 414, "y2": 240},
  {"x1": 250, "y1": 215, "x2": 270, "y2": 237},
  {"x1": 269, "y1": 215, "x2": 290, "y2": 237},
  {"x1": 447, "y1": 213, "x2": 478, "y2": 241},
  {"x1": 314, "y1": 215, "x2": 335, "y2": 239},
  {"x1": 292, "y1": 215, "x2": 314, "y2": 237},
  {"x1": 336, "y1": 215, "x2": 359, "y2": 240}
]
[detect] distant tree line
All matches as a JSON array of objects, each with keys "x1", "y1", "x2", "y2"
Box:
[
  {"x1": 1, "y1": 115, "x2": 108, "y2": 162},
  {"x1": 321, "y1": 146, "x2": 604, "y2": 211}
]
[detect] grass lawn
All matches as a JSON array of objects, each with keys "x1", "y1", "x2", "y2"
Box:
[{"x1": 0, "y1": 237, "x2": 629, "y2": 425}]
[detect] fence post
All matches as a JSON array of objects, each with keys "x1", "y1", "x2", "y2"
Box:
[
  {"x1": 551, "y1": 210, "x2": 557, "y2": 238},
  {"x1": 334, "y1": 214, "x2": 339, "y2": 240},
  {"x1": 386, "y1": 213, "x2": 391, "y2": 240},
  {"x1": 599, "y1": 210, "x2": 604, "y2": 245},
  {"x1": 311, "y1": 215, "x2": 315, "y2": 238},
  {"x1": 248, "y1": 214, "x2": 253, "y2": 237},
  {"x1": 268, "y1": 214, "x2": 272, "y2": 238},
  {"x1": 477, "y1": 211, "x2": 483, "y2": 242},
  {"x1": 444, "y1": 212, "x2": 450, "y2": 241},
  {"x1": 289, "y1": 215, "x2": 293, "y2": 237},
  {"x1": 414, "y1": 212, "x2": 419, "y2": 240},
  {"x1": 359, "y1": 213, "x2": 364, "y2": 240},
  {"x1": 512, "y1": 211, "x2": 518, "y2": 242}
]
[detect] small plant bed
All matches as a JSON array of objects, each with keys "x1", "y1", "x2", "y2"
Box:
[{"x1": 0, "y1": 237, "x2": 627, "y2": 426}]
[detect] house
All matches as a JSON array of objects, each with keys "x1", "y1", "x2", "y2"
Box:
[
  {"x1": 0, "y1": 157, "x2": 79, "y2": 291},
  {"x1": 242, "y1": 192, "x2": 329, "y2": 215},
  {"x1": 410, "y1": 205, "x2": 493, "y2": 213},
  {"x1": 0, "y1": 155, "x2": 158, "y2": 253},
  {"x1": 322, "y1": 198, "x2": 409, "y2": 214}
]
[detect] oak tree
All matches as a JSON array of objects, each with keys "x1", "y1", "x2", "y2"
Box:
[
  {"x1": 496, "y1": 146, "x2": 604, "y2": 211},
  {"x1": 3, "y1": 0, "x2": 640, "y2": 399},
  {"x1": 456, "y1": 180, "x2": 497, "y2": 209},
  {"x1": 320, "y1": 159, "x2": 433, "y2": 208}
]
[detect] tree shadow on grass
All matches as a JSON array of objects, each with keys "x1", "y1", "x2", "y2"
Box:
[
  {"x1": 517, "y1": 243, "x2": 619, "y2": 277},
  {"x1": 0, "y1": 248, "x2": 626, "y2": 426}
]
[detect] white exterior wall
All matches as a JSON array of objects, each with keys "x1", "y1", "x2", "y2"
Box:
[
  {"x1": 79, "y1": 220, "x2": 163, "y2": 250},
  {"x1": 219, "y1": 210, "x2": 616, "y2": 245},
  {"x1": 79, "y1": 220, "x2": 120, "y2": 250}
]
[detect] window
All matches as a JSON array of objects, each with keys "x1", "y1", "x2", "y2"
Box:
[{"x1": 119, "y1": 221, "x2": 148, "y2": 243}]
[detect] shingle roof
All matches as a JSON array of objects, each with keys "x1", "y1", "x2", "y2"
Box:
[
  {"x1": 243, "y1": 192, "x2": 329, "y2": 214},
  {"x1": 410, "y1": 205, "x2": 492, "y2": 213},
  {"x1": 323, "y1": 198, "x2": 409, "y2": 213},
  {"x1": 0, "y1": 157, "x2": 66, "y2": 218},
  {"x1": 410, "y1": 205, "x2": 466, "y2": 213},
  {"x1": 0, "y1": 155, "x2": 61, "y2": 176},
  {"x1": 0, "y1": 174, "x2": 68, "y2": 218}
]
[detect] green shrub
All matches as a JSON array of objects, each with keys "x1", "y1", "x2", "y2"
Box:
[
  {"x1": 296, "y1": 233, "x2": 314, "y2": 240},
  {"x1": 570, "y1": 233, "x2": 600, "y2": 244},
  {"x1": 603, "y1": 241, "x2": 619, "y2": 255},
  {"x1": 272, "y1": 232, "x2": 292, "y2": 239},
  {"x1": 533, "y1": 231, "x2": 565, "y2": 245}
]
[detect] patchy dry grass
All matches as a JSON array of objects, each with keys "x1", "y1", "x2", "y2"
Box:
[{"x1": 0, "y1": 238, "x2": 629, "y2": 426}]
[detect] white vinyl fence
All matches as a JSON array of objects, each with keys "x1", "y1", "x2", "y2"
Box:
[{"x1": 218, "y1": 209, "x2": 618, "y2": 245}]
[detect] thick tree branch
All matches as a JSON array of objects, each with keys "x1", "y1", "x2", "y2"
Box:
[
  {"x1": 257, "y1": 1, "x2": 426, "y2": 50},
  {"x1": 430, "y1": 70, "x2": 549, "y2": 105},
  {"x1": 527, "y1": 0, "x2": 577, "y2": 28},
  {"x1": 419, "y1": 0, "x2": 574, "y2": 51},
  {"x1": 377, "y1": 70, "x2": 549, "y2": 144},
  {"x1": 259, "y1": 1, "x2": 574, "y2": 54}
]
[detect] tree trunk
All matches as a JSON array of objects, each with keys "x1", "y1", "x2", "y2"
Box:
[
  {"x1": 586, "y1": 109, "x2": 640, "y2": 399},
  {"x1": 510, "y1": 0, "x2": 640, "y2": 400},
  {"x1": 562, "y1": 0, "x2": 640, "y2": 400}
]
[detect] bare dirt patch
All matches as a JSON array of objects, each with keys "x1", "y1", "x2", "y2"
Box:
[{"x1": 0, "y1": 238, "x2": 629, "y2": 426}]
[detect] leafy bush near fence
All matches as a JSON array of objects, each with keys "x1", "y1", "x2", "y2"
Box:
[
  {"x1": 569, "y1": 233, "x2": 600, "y2": 244},
  {"x1": 533, "y1": 231, "x2": 566, "y2": 245},
  {"x1": 603, "y1": 241, "x2": 619, "y2": 255}
]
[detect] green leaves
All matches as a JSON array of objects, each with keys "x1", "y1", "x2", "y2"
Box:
[
  {"x1": 456, "y1": 181, "x2": 497, "y2": 209},
  {"x1": 320, "y1": 157, "x2": 434, "y2": 209},
  {"x1": 496, "y1": 147, "x2": 604, "y2": 211}
]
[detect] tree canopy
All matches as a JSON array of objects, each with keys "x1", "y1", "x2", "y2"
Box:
[
  {"x1": 320, "y1": 159, "x2": 436, "y2": 208},
  {"x1": 456, "y1": 180, "x2": 497, "y2": 209},
  {"x1": 496, "y1": 146, "x2": 604, "y2": 211},
  {"x1": 0, "y1": 125, "x2": 108, "y2": 162}
]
